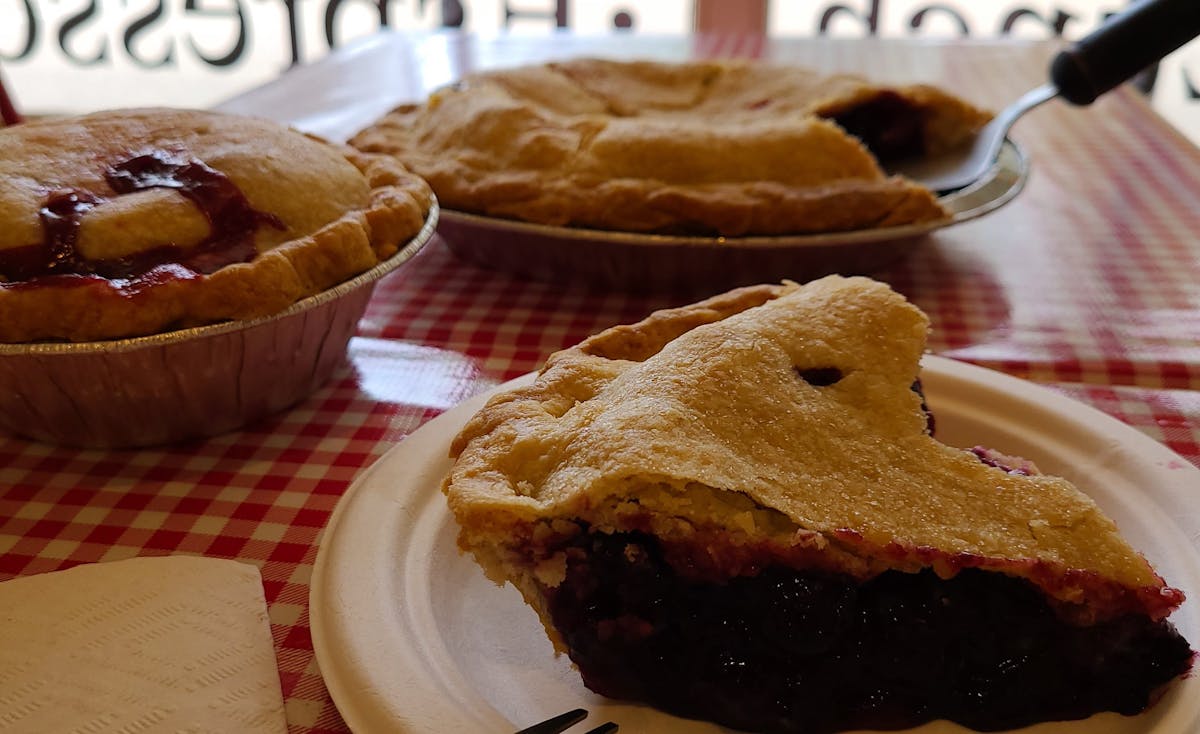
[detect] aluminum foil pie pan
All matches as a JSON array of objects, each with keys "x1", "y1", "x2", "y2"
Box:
[{"x1": 0, "y1": 203, "x2": 439, "y2": 449}]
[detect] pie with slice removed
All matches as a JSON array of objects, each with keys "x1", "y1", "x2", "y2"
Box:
[
  {"x1": 352, "y1": 58, "x2": 991, "y2": 236},
  {"x1": 443, "y1": 276, "x2": 1193, "y2": 733}
]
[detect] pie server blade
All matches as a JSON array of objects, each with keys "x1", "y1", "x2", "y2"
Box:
[{"x1": 888, "y1": 0, "x2": 1200, "y2": 196}]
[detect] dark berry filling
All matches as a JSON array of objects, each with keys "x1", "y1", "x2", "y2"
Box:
[
  {"x1": 1, "y1": 150, "x2": 283, "y2": 290},
  {"x1": 824, "y1": 91, "x2": 928, "y2": 164},
  {"x1": 912, "y1": 377, "x2": 934, "y2": 434},
  {"x1": 546, "y1": 531, "x2": 1192, "y2": 734}
]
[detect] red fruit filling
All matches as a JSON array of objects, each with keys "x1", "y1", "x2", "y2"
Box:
[
  {"x1": 0, "y1": 150, "x2": 283, "y2": 289},
  {"x1": 545, "y1": 530, "x2": 1193, "y2": 734}
]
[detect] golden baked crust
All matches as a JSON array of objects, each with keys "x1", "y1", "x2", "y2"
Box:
[
  {"x1": 0, "y1": 108, "x2": 433, "y2": 343},
  {"x1": 444, "y1": 276, "x2": 1183, "y2": 640},
  {"x1": 352, "y1": 58, "x2": 990, "y2": 236}
]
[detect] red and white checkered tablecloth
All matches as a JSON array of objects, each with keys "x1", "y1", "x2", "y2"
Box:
[{"x1": 2, "y1": 33, "x2": 1199, "y2": 734}]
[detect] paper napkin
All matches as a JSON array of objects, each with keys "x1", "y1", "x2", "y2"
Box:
[{"x1": 0, "y1": 555, "x2": 287, "y2": 733}]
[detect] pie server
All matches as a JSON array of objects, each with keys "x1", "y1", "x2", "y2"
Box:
[{"x1": 891, "y1": 0, "x2": 1200, "y2": 195}]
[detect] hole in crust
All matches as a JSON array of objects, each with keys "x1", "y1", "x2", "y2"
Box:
[{"x1": 795, "y1": 366, "x2": 843, "y2": 386}]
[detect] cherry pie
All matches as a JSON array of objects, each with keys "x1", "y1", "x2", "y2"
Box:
[
  {"x1": 443, "y1": 276, "x2": 1193, "y2": 733},
  {"x1": 0, "y1": 108, "x2": 432, "y2": 343}
]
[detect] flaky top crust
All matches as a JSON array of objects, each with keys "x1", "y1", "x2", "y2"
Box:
[
  {"x1": 444, "y1": 276, "x2": 1182, "y2": 623},
  {"x1": 0, "y1": 108, "x2": 433, "y2": 343},
  {"x1": 352, "y1": 59, "x2": 991, "y2": 236}
]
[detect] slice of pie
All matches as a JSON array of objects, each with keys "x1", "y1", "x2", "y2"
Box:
[
  {"x1": 0, "y1": 108, "x2": 433, "y2": 343},
  {"x1": 352, "y1": 58, "x2": 991, "y2": 236},
  {"x1": 443, "y1": 276, "x2": 1193, "y2": 733}
]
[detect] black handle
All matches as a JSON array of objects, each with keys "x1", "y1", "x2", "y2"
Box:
[{"x1": 1050, "y1": 0, "x2": 1200, "y2": 105}]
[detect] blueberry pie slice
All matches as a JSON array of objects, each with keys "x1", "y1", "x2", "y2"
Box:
[
  {"x1": 352, "y1": 58, "x2": 991, "y2": 236},
  {"x1": 443, "y1": 276, "x2": 1193, "y2": 733}
]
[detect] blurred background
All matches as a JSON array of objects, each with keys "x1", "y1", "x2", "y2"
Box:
[{"x1": 2, "y1": 0, "x2": 1196, "y2": 143}]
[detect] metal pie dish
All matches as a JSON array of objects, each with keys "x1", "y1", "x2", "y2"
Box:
[
  {"x1": 0, "y1": 203, "x2": 439, "y2": 449},
  {"x1": 438, "y1": 140, "x2": 1027, "y2": 293}
]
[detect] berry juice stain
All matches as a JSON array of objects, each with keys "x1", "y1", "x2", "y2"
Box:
[{"x1": 0, "y1": 150, "x2": 283, "y2": 291}]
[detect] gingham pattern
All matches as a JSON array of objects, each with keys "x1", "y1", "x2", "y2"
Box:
[{"x1": 2, "y1": 36, "x2": 1199, "y2": 734}]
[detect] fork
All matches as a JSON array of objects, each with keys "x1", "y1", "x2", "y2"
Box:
[
  {"x1": 890, "y1": 0, "x2": 1200, "y2": 194},
  {"x1": 514, "y1": 708, "x2": 618, "y2": 734}
]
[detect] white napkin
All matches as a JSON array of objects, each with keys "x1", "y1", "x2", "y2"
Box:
[{"x1": 0, "y1": 556, "x2": 287, "y2": 733}]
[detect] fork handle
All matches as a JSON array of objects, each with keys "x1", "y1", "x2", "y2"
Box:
[{"x1": 1050, "y1": 0, "x2": 1200, "y2": 105}]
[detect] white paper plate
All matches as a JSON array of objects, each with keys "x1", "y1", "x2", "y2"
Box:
[{"x1": 310, "y1": 355, "x2": 1200, "y2": 733}]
